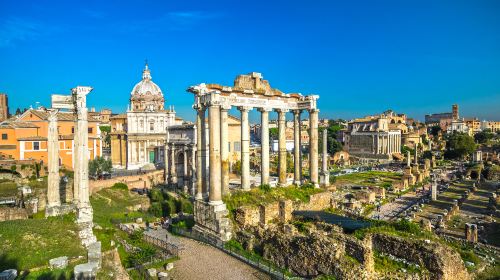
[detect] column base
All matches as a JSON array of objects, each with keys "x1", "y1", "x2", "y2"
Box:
[
  {"x1": 208, "y1": 200, "x2": 223, "y2": 206},
  {"x1": 195, "y1": 193, "x2": 204, "y2": 200},
  {"x1": 46, "y1": 203, "x2": 75, "y2": 217},
  {"x1": 294, "y1": 180, "x2": 301, "y2": 186},
  {"x1": 193, "y1": 200, "x2": 232, "y2": 244},
  {"x1": 320, "y1": 173, "x2": 330, "y2": 186}
]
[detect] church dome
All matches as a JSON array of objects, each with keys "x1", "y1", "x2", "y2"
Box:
[
  {"x1": 130, "y1": 63, "x2": 163, "y2": 97},
  {"x1": 129, "y1": 63, "x2": 165, "y2": 112}
]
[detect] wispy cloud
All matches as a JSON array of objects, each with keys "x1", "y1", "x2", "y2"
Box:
[
  {"x1": 0, "y1": 17, "x2": 58, "y2": 47},
  {"x1": 113, "y1": 11, "x2": 221, "y2": 34}
]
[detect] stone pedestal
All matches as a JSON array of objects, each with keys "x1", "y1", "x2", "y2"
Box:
[
  {"x1": 192, "y1": 200, "x2": 232, "y2": 244},
  {"x1": 431, "y1": 182, "x2": 437, "y2": 201}
]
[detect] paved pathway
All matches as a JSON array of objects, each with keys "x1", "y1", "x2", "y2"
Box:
[
  {"x1": 169, "y1": 236, "x2": 268, "y2": 280},
  {"x1": 370, "y1": 186, "x2": 430, "y2": 221}
]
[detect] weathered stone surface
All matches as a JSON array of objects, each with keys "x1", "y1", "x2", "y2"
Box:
[
  {"x1": 0, "y1": 207, "x2": 28, "y2": 222},
  {"x1": 0, "y1": 269, "x2": 17, "y2": 280},
  {"x1": 192, "y1": 200, "x2": 232, "y2": 243},
  {"x1": 372, "y1": 234, "x2": 471, "y2": 280},
  {"x1": 88, "y1": 241, "x2": 102, "y2": 268},
  {"x1": 158, "y1": 271, "x2": 169, "y2": 279},
  {"x1": 147, "y1": 268, "x2": 157, "y2": 277},
  {"x1": 165, "y1": 262, "x2": 174, "y2": 271},
  {"x1": 74, "y1": 262, "x2": 98, "y2": 280},
  {"x1": 49, "y1": 256, "x2": 68, "y2": 270}
]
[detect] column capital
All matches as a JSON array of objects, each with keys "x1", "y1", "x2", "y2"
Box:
[
  {"x1": 292, "y1": 109, "x2": 303, "y2": 115},
  {"x1": 221, "y1": 104, "x2": 231, "y2": 111},
  {"x1": 258, "y1": 107, "x2": 272, "y2": 113},
  {"x1": 193, "y1": 103, "x2": 205, "y2": 111},
  {"x1": 237, "y1": 106, "x2": 253, "y2": 112},
  {"x1": 275, "y1": 108, "x2": 290, "y2": 113},
  {"x1": 47, "y1": 108, "x2": 59, "y2": 122},
  {"x1": 309, "y1": 108, "x2": 320, "y2": 114}
]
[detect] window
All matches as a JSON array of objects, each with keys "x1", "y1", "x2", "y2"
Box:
[
  {"x1": 33, "y1": 141, "x2": 40, "y2": 151},
  {"x1": 71, "y1": 127, "x2": 74, "y2": 133},
  {"x1": 1, "y1": 134, "x2": 7, "y2": 140},
  {"x1": 228, "y1": 142, "x2": 231, "y2": 152},
  {"x1": 234, "y1": 142, "x2": 241, "y2": 152},
  {"x1": 150, "y1": 122, "x2": 154, "y2": 131},
  {"x1": 88, "y1": 127, "x2": 93, "y2": 133}
]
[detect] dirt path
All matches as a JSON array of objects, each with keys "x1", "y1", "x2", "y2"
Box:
[{"x1": 169, "y1": 236, "x2": 268, "y2": 280}]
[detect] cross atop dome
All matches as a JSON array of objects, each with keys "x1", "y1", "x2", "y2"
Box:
[{"x1": 142, "y1": 60, "x2": 152, "y2": 80}]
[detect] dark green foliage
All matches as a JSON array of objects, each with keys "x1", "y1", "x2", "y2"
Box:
[
  {"x1": 88, "y1": 156, "x2": 112, "y2": 177},
  {"x1": 430, "y1": 126, "x2": 441, "y2": 137},
  {"x1": 329, "y1": 175, "x2": 337, "y2": 184},
  {"x1": 319, "y1": 124, "x2": 343, "y2": 155},
  {"x1": 474, "y1": 130, "x2": 494, "y2": 144},
  {"x1": 112, "y1": 182, "x2": 128, "y2": 191},
  {"x1": 269, "y1": 127, "x2": 279, "y2": 139},
  {"x1": 10, "y1": 165, "x2": 16, "y2": 172},
  {"x1": 259, "y1": 184, "x2": 271, "y2": 193},
  {"x1": 445, "y1": 133, "x2": 476, "y2": 159}
]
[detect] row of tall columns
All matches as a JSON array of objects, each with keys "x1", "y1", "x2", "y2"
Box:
[{"x1": 195, "y1": 104, "x2": 320, "y2": 204}]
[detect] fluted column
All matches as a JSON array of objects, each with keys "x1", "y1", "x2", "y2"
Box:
[
  {"x1": 190, "y1": 144, "x2": 196, "y2": 196},
  {"x1": 322, "y1": 129, "x2": 328, "y2": 172},
  {"x1": 163, "y1": 128, "x2": 170, "y2": 185},
  {"x1": 259, "y1": 108, "x2": 271, "y2": 185},
  {"x1": 199, "y1": 106, "x2": 208, "y2": 199},
  {"x1": 239, "y1": 106, "x2": 251, "y2": 190},
  {"x1": 195, "y1": 106, "x2": 203, "y2": 200},
  {"x1": 170, "y1": 144, "x2": 177, "y2": 184},
  {"x1": 309, "y1": 109, "x2": 319, "y2": 187},
  {"x1": 183, "y1": 145, "x2": 188, "y2": 192},
  {"x1": 220, "y1": 105, "x2": 230, "y2": 196},
  {"x1": 277, "y1": 109, "x2": 288, "y2": 186},
  {"x1": 293, "y1": 110, "x2": 302, "y2": 185},
  {"x1": 46, "y1": 109, "x2": 60, "y2": 216},
  {"x1": 209, "y1": 103, "x2": 222, "y2": 204}
]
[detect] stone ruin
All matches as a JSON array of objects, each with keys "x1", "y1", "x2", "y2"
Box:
[
  {"x1": 235, "y1": 223, "x2": 471, "y2": 280},
  {"x1": 465, "y1": 223, "x2": 478, "y2": 243},
  {"x1": 50, "y1": 87, "x2": 101, "y2": 278}
]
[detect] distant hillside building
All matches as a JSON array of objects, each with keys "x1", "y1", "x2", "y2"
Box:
[
  {"x1": 0, "y1": 93, "x2": 9, "y2": 122},
  {"x1": 345, "y1": 111, "x2": 402, "y2": 162}
]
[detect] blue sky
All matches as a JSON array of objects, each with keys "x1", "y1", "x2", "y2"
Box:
[{"x1": 0, "y1": 0, "x2": 499, "y2": 122}]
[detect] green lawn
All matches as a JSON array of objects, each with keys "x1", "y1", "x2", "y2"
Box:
[
  {"x1": 223, "y1": 184, "x2": 325, "y2": 213},
  {"x1": 334, "y1": 171, "x2": 402, "y2": 187},
  {"x1": 91, "y1": 187, "x2": 151, "y2": 228},
  {"x1": 0, "y1": 213, "x2": 86, "y2": 271},
  {"x1": 0, "y1": 181, "x2": 18, "y2": 197}
]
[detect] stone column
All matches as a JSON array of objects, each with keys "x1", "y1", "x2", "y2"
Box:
[
  {"x1": 259, "y1": 108, "x2": 271, "y2": 186},
  {"x1": 414, "y1": 146, "x2": 418, "y2": 165},
  {"x1": 293, "y1": 110, "x2": 302, "y2": 185},
  {"x1": 46, "y1": 109, "x2": 61, "y2": 217},
  {"x1": 209, "y1": 103, "x2": 222, "y2": 205},
  {"x1": 190, "y1": 144, "x2": 196, "y2": 196},
  {"x1": 239, "y1": 106, "x2": 251, "y2": 190},
  {"x1": 164, "y1": 130, "x2": 170, "y2": 183},
  {"x1": 320, "y1": 129, "x2": 330, "y2": 186},
  {"x1": 170, "y1": 144, "x2": 177, "y2": 184},
  {"x1": 201, "y1": 107, "x2": 209, "y2": 198},
  {"x1": 183, "y1": 145, "x2": 188, "y2": 192},
  {"x1": 277, "y1": 109, "x2": 288, "y2": 186},
  {"x1": 195, "y1": 106, "x2": 204, "y2": 200},
  {"x1": 73, "y1": 121, "x2": 80, "y2": 206},
  {"x1": 407, "y1": 150, "x2": 411, "y2": 167},
  {"x1": 309, "y1": 109, "x2": 319, "y2": 187},
  {"x1": 220, "y1": 105, "x2": 230, "y2": 196},
  {"x1": 73, "y1": 86, "x2": 97, "y2": 246}
]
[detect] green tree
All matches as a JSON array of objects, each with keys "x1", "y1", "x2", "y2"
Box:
[
  {"x1": 99, "y1": 125, "x2": 111, "y2": 147},
  {"x1": 269, "y1": 127, "x2": 279, "y2": 139},
  {"x1": 319, "y1": 125, "x2": 343, "y2": 155},
  {"x1": 88, "y1": 156, "x2": 112, "y2": 178},
  {"x1": 444, "y1": 133, "x2": 476, "y2": 159},
  {"x1": 430, "y1": 126, "x2": 441, "y2": 137},
  {"x1": 474, "y1": 130, "x2": 494, "y2": 144}
]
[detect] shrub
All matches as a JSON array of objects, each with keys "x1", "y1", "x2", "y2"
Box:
[
  {"x1": 10, "y1": 165, "x2": 16, "y2": 172},
  {"x1": 111, "y1": 183, "x2": 128, "y2": 191},
  {"x1": 259, "y1": 184, "x2": 271, "y2": 193},
  {"x1": 149, "y1": 202, "x2": 162, "y2": 217}
]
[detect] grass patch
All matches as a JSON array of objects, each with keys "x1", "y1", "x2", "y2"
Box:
[
  {"x1": 91, "y1": 187, "x2": 151, "y2": 228},
  {"x1": 335, "y1": 171, "x2": 402, "y2": 186},
  {"x1": 224, "y1": 184, "x2": 324, "y2": 213},
  {"x1": 0, "y1": 181, "x2": 18, "y2": 197},
  {"x1": 373, "y1": 251, "x2": 422, "y2": 274},
  {"x1": 0, "y1": 213, "x2": 85, "y2": 271}
]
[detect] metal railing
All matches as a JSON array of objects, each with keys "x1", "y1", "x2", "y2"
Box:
[{"x1": 171, "y1": 227, "x2": 303, "y2": 280}]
